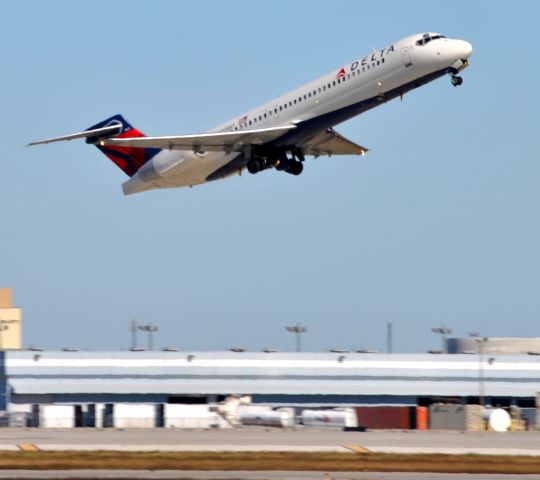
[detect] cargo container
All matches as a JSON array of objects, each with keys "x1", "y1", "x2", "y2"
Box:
[
  {"x1": 164, "y1": 404, "x2": 219, "y2": 429},
  {"x1": 113, "y1": 403, "x2": 156, "y2": 428},
  {"x1": 429, "y1": 404, "x2": 483, "y2": 431},
  {"x1": 520, "y1": 407, "x2": 537, "y2": 430},
  {"x1": 8, "y1": 403, "x2": 32, "y2": 426},
  {"x1": 416, "y1": 406, "x2": 428, "y2": 430},
  {"x1": 355, "y1": 406, "x2": 411, "y2": 429},
  {"x1": 37, "y1": 405, "x2": 75, "y2": 428}
]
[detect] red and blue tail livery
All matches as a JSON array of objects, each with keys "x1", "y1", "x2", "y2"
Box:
[{"x1": 85, "y1": 115, "x2": 161, "y2": 177}]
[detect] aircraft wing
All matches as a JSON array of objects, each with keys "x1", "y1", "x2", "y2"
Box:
[
  {"x1": 100, "y1": 124, "x2": 297, "y2": 153},
  {"x1": 302, "y1": 128, "x2": 368, "y2": 157}
]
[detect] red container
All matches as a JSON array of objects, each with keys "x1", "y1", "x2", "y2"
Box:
[{"x1": 355, "y1": 406, "x2": 411, "y2": 429}]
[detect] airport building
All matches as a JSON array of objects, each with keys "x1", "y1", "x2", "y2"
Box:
[
  {"x1": 0, "y1": 349, "x2": 537, "y2": 429},
  {"x1": 0, "y1": 289, "x2": 538, "y2": 429},
  {"x1": 0, "y1": 289, "x2": 22, "y2": 350},
  {"x1": 446, "y1": 337, "x2": 540, "y2": 355},
  {"x1": 2, "y1": 349, "x2": 539, "y2": 407}
]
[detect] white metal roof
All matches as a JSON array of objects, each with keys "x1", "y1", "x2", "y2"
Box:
[{"x1": 5, "y1": 351, "x2": 540, "y2": 397}]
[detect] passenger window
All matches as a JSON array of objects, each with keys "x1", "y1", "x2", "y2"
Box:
[
  {"x1": 264, "y1": 113, "x2": 267, "y2": 118},
  {"x1": 279, "y1": 106, "x2": 282, "y2": 111},
  {"x1": 377, "y1": 61, "x2": 380, "y2": 65},
  {"x1": 382, "y1": 58, "x2": 385, "y2": 63},
  {"x1": 332, "y1": 81, "x2": 336, "y2": 86}
]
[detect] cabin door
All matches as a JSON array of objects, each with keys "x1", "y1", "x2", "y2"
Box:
[{"x1": 401, "y1": 47, "x2": 412, "y2": 67}]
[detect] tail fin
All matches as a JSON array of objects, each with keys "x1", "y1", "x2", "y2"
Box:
[{"x1": 85, "y1": 115, "x2": 161, "y2": 177}]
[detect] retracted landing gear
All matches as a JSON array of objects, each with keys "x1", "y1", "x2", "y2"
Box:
[{"x1": 451, "y1": 75, "x2": 463, "y2": 87}]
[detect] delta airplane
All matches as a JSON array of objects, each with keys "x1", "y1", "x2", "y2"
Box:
[{"x1": 30, "y1": 32, "x2": 472, "y2": 195}]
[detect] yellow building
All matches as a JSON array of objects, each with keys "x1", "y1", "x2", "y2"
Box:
[{"x1": 0, "y1": 289, "x2": 22, "y2": 349}]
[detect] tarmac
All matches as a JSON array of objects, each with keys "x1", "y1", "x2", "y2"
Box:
[{"x1": 0, "y1": 428, "x2": 540, "y2": 456}]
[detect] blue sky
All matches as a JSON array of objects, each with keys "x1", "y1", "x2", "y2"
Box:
[{"x1": 1, "y1": 1, "x2": 539, "y2": 352}]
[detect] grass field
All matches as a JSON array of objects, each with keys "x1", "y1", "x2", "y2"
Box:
[{"x1": 0, "y1": 451, "x2": 540, "y2": 474}]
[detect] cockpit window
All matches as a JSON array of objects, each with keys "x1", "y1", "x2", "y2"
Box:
[{"x1": 416, "y1": 33, "x2": 446, "y2": 46}]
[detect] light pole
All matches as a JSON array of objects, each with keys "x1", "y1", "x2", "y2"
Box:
[
  {"x1": 130, "y1": 320, "x2": 138, "y2": 350},
  {"x1": 138, "y1": 323, "x2": 159, "y2": 351},
  {"x1": 469, "y1": 332, "x2": 487, "y2": 406},
  {"x1": 431, "y1": 325, "x2": 452, "y2": 352},
  {"x1": 286, "y1": 324, "x2": 307, "y2": 352}
]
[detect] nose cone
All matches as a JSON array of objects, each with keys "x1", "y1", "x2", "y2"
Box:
[{"x1": 457, "y1": 40, "x2": 473, "y2": 59}]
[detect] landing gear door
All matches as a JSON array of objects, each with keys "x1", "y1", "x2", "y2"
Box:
[{"x1": 401, "y1": 47, "x2": 412, "y2": 67}]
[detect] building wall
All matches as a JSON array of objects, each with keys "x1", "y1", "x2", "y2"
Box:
[
  {"x1": 0, "y1": 351, "x2": 6, "y2": 410},
  {"x1": 0, "y1": 289, "x2": 21, "y2": 350},
  {"x1": 0, "y1": 290, "x2": 12, "y2": 308},
  {"x1": 4, "y1": 351, "x2": 540, "y2": 409},
  {"x1": 447, "y1": 337, "x2": 540, "y2": 355}
]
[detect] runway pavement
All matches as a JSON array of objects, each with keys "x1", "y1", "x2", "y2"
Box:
[{"x1": 1, "y1": 428, "x2": 540, "y2": 456}]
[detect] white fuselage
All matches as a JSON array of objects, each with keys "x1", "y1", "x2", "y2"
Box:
[{"x1": 123, "y1": 33, "x2": 472, "y2": 194}]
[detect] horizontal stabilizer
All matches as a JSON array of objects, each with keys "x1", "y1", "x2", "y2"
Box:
[
  {"x1": 28, "y1": 124, "x2": 122, "y2": 146},
  {"x1": 101, "y1": 124, "x2": 297, "y2": 153}
]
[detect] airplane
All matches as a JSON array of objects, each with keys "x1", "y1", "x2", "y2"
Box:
[{"x1": 29, "y1": 32, "x2": 472, "y2": 195}]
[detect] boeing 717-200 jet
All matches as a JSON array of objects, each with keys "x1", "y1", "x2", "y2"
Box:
[{"x1": 30, "y1": 32, "x2": 472, "y2": 195}]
